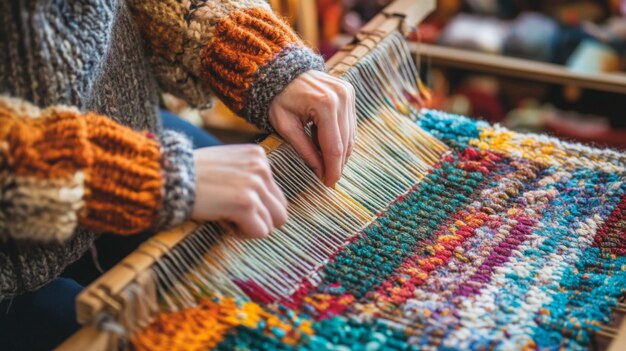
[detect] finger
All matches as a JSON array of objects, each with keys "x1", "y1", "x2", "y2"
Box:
[
  {"x1": 234, "y1": 212, "x2": 269, "y2": 239},
  {"x1": 227, "y1": 187, "x2": 272, "y2": 238},
  {"x1": 329, "y1": 78, "x2": 356, "y2": 163},
  {"x1": 267, "y1": 175, "x2": 288, "y2": 208},
  {"x1": 347, "y1": 83, "x2": 357, "y2": 161},
  {"x1": 335, "y1": 82, "x2": 352, "y2": 169},
  {"x1": 256, "y1": 202, "x2": 274, "y2": 234},
  {"x1": 251, "y1": 156, "x2": 288, "y2": 207},
  {"x1": 251, "y1": 174, "x2": 288, "y2": 228},
  {"x1": 250, "y1": 189, "x2": 273, "y2": 232},
  {"x1": 313, "y1": 98, "x2": 343, "y2": 187},
  {"x1": 278, "y1": 117, "x2": 325, "y2": 180}
]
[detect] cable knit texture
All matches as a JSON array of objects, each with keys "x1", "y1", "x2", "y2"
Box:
[{"x1": 0, "y1": 0, "x2": 314, "y2": 299}]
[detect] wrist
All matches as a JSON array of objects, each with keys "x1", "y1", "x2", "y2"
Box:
[{"x1": 243, "y1": 49, "x2": 326, "y2": 133}]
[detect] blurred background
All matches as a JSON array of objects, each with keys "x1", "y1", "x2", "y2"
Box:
[{"x1": 165, "y1": 0, "x2": 626, "y2": 148}]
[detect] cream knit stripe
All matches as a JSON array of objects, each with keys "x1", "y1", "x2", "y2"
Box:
[
  {"x1": 0, "y1": 173, "x2": 85, "y2": 243},
  {"x1": 0, "y1": 95, "x2": 45, "y2": 119},
  {"x1": 0, "y1": 94, "x2": 84, "y2": 121},
  {"x1": 0, "y1": 96, "x2": 87, "y2": 243}
]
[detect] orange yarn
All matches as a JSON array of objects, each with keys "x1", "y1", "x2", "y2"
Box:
[
  {"x1": 201, "y1": 8, "x2": 302, "y2": 113},
  {"x1": 132, "y1": 297, "x2": 314, "y2": 351},
  {"x1": 0, "y1": 105, "x2": 92, "y2": 180},
  {"x1": 0, "y1": 100, "x2": 163, "y2": 236},
  {"x1": 81, "y1": 113, "x2": 162, "y2": 235}
]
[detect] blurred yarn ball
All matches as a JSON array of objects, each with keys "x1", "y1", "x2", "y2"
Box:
[
  {"x1": 503, "y1": 12, "x2": 559, "y2": 62},
  {"x1": 438, "y1": 14, "x2": 511, "y2": 54}
]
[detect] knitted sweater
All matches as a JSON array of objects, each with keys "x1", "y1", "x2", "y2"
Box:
[{"x1": 0, "y1": 0, "x2": 324, "y2": 299}]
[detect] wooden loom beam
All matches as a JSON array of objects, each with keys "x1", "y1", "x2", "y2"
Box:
[
  {"x1": 327, "y1": 0, "x2": 435, "y2": 75},
  {"x1": 74, "y1": 0, "x2": 437, "y2": 329},
  {"x1": 413, "y1": 42, "x2": 626, "y2": 94},
  {"x1": 609, "y1": 309, "x2": 626, "y2": 351}
]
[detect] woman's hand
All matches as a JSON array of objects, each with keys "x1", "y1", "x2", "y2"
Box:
[
  {"x1": 269, "y1": 70, "x2": 356, "y2": 187},
  {"x1": 191, "y1": 145, "x2": 288, "y2": 239}
]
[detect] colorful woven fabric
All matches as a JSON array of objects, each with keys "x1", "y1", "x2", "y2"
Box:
[{"x1": 134, "y1": 110, "x2": 626, "y2": 351}]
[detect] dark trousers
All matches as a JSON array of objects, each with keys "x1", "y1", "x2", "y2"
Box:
[
  {"x1": 0, "y1": 112, "x2": 221, "y2": 351},
  {"x1": 0, "y1": 278, "x2": 82, "y2": 351}
]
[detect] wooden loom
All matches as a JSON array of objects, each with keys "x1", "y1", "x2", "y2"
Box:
[{"x1": 58, "y1": 1, "x2": 626, "y2": 350}]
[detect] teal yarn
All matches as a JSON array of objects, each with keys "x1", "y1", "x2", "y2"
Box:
[
  {"x1": 418, "y1": 109, "x2": 487, "y2": 150},
  {"x1": 321, "y1": 149, "x2": 507, "y2": 298}
]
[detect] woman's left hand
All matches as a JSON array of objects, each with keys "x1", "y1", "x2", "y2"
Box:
[{"x1": 269, "y1": 70, "x2": 356, "y2": 188}]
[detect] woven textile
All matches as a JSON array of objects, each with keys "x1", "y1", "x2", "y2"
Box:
[{"x1": 134, "y1": 110, "x2": 626, "y2": 351}]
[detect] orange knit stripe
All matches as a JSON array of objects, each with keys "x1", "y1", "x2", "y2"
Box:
[
  {"x1": 84, "y1": 117, "x2": 162, "y2": 177},
  {"x1": 200, "y1": 8, "x2": 302, "y2": 114},
  {"x1": 1, "y1": 106, "x2": 92, "y2": 180},
  {"x1": 82, "y1": 113, "x2": 162, "y2": 235},
  {"x1": 206, "y1": 45, "x2": 263, "y2": 84},
  {"x1": 240, "y1": 8, "x2": 300, "y2": 45}
]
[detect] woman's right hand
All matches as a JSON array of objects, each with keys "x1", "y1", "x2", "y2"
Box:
[{"x1": 191, "y1": 145, "x2": 288, "y2": 239}]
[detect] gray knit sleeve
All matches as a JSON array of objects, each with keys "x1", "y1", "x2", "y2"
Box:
[
  {"x1": 0, "y1": 0, "x2": 116, "y2": 109},
  {"x1": 153, "y1": 131, "x2": 197, "y2": 232},
  {"x1": 0, "y1": 229, "x2": 96, "y2": 299}
]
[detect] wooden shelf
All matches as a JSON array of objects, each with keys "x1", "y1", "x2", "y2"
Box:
[{"x1": 411, "y1": 43, "x2": 626, "y2": 94}]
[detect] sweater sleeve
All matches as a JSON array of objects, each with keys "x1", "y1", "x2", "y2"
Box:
[
  {"x1": 127, "y1": 0, "x2": 326, "y2": 132},
  {"x1": 0, "y1": 228, "x2": 96, "y2": 299},
  {"x1": 0, "y1": 96, "x2": 196, "y2": 243}
]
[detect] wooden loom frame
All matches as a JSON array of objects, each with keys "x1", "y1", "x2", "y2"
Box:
[{"x1": 57, "y1": 0, "x2": 626, "y2": 349}]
